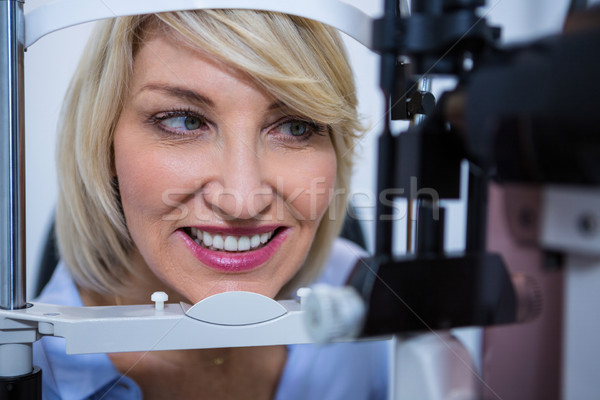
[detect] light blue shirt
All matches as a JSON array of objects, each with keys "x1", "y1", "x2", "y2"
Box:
[{"x1": 34, "y1": 238, "x2": 390, "y2": 399}]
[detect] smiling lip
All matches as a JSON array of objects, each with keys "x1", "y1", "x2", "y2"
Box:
[{"x1": 177, "y1": 226, "x2": 289, "y2": 273}]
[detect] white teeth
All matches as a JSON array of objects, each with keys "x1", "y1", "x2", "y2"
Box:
[
  {"x1": 203, "y1": 231, "x2": 213, "y2": 247},
  {"x1": 238, "y1": 236, "x2": 251, "y2": 251},
  {"x1": 250, "y1": 234, "x2": 261, "y2": 248},
  {"x1": 224, "y1": 236, "x2": 238, "y2": 251},
  {"x1": 189, "y1": 229, "x2": 276, "y2": 252},
  {"x1": 212, "y1": 234, "x2": 224, "y2": 250}
]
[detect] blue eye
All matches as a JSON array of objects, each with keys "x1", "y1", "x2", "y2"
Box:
[
  {"x1": 161, "y1": 115, "x2": 204, "y2": 131},
  {"x1": 279, "y1": 121, "x2": 310, "y2": 137}
]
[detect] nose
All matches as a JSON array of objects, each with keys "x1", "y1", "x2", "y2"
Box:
[{"x1": 202, "y1": 142, "x2": 274, "y2": 220}]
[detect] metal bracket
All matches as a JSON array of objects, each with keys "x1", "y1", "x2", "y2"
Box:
[
  {"x1": 505, "y1": 184, "x2": 600, "y2": 257},
  {"x1": 0, "y1": 290, "x2": 315, "y2": 354},
  {"x1": 541, "y1": 186, "x2": 600, "y2": 256}
]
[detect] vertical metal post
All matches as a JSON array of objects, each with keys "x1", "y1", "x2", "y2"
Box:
[
  {"x1": 412, "y1": 76, "x2": 431, "y2": 125},
  {"x1": 465, "y1": 163, "x2": 488, "y2": 252},
  {"x1": 0, "y1": 0, "x2": 26, "y2": 310},
  {"x1": 374, "y1": 0, "x2": 400, "y2": 257},
  {"x1": 0, "y1": 0, "x2": 35, "y2": 387},
  {"x1": 406, "y1": 75, "x2": 432, "y2": 253}
]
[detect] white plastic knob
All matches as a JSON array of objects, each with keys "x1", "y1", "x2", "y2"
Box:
[
  {"x1": 303, "y1": 284, "x2": 366, "y2": 343},
  {"x1": 296, "y1": 287, "x2": 312, "y2": 309},
  {"x1": 151, "y1": 291, "x2": 168, "y2": 311}
]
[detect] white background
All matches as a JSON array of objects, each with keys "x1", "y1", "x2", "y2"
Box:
[{"x1": 23, "y1": 0, "x2": 572, "y2": 298}]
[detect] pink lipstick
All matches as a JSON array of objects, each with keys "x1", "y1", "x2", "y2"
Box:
[{"x1": 177, "y1": 226, "x2": 289, "y2": 272}]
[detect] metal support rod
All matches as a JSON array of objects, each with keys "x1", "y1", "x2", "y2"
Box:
[
  {"x1": 0, "y1": 0, "x2": 26, "y2": 310},
  {"x1": 406, "y1": 75, "x2": 432, "y2": 253},
  {"x1": 413, "y1": 76, "x2": 431, "y2": 126},
  {"x1": 375, "y1": 129, "x2": 396, "y2": 256},
  {"x1": 416, "y1": 200, "x2": 445, "y2": 255},
  {"x1": 373, "y1": 0, "x2": 399, "y2": 257},
  {"x1": 465, "y1": 163, "x2": 488, "y2": 252}
]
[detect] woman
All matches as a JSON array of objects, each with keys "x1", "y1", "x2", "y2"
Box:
[{"x1": 35, "y1": 9, "x2": 388, "y2": 399}]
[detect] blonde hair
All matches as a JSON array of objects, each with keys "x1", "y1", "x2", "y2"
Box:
[{"x1": 56, "y1": 9, "x2": 361, "y2": 298}]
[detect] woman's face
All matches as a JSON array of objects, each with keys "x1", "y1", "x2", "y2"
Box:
[{"x1": 113, "y1": 33, "x2": 337, "y2": 303}]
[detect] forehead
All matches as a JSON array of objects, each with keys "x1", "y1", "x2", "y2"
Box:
[
  {"x1": 133, "y1": 32, "x2": 243, "y2": 83},
  {"x1": 130, "y1": 32, "x2": 269, "y2": 97},
  {"x1": 128, "y1": 33, "x2": 278, "y2": 110}
]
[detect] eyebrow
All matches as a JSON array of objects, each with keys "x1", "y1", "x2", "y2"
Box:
[
  {"x1": 136, "y1": 83, "x2": 285, "y2": 111},
  {"x1": 136, "y1": 83, "x2": 215, "y2": 107},
  {"x1": 268, "y1": 101, "x2": 286, "y2": 111}
]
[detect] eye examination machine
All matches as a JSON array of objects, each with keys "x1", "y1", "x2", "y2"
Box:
[{"x1": 1, "y1": 0, "x2": 600, "y2": 399}]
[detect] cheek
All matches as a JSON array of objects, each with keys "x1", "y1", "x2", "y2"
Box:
[
  {"x1": 278, "y1": 149, "x2": 337, "y2": 223},
  {"x1": 114, "y1": 139, "x2": 207, "y2": 223},
  {"x1": 115, "y1": 149, "x2": 170, "y2": 222}
]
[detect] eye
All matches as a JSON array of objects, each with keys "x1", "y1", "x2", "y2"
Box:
[
  {"x1": 268, "y1": 118, "x2": 327, "y2": 144},
  {"x1": 161, "y1": 115, "x2": 205, "y2": 131},
  {"x1": 148, "y1": 109, "x2": 211, "y2": 137},
  {"x1": 279, "y1": 121, "x2": 310, "y2": 137}
]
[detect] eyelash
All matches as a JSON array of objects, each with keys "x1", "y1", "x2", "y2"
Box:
[
  {"x1": 148, "y1": 107, "x2": 209, "y2": 136},
  {"x1": 269, "y1": 117, "x2": 327, "y2": 143},
  {"x1": 148, "y1": 108, "x2": 327, "y2": 142}
]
